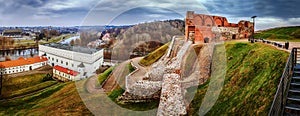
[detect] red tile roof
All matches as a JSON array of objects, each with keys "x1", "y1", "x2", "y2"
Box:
[
  {"x1": 53, "y1": 65, "x2": 79, "y2": 76},
  {"x1": 0, "y1": 56, "x2": 48, "y2": 68}
]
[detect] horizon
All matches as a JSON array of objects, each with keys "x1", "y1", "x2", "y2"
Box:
[{"x1": 0, "y1": 0, "x2": 300, "y2": 30}]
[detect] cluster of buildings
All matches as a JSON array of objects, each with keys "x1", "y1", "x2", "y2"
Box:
[
  {"x1": 0, "y1": 42, "x2": 104, "y2": 82},
  {"x1": 39, "y1": 43, "x2": 104, "y2": 81},
  {"x1": 185, "y1": 11, "x2": 253, "y2": 43}
]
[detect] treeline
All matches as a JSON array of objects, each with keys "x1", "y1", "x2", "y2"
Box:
[
  {"x1": 0, "y1": 37, "x2": 15, "y2": 46},
  {"x1": 112, "y1": 19, "x2": 185, "y2": 60},
  {"x1": 36, "y1": 29, "x2": 61, "y2": 41},
  {"x1": 99, "y1": 27, "x2": 129, "y2": 40}
]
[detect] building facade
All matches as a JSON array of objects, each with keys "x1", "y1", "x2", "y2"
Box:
[
  {"x1": 1, "y1": 29, "x2": 23, "y2": 37},
  {"x1": 39, "y1": 43, "x2": 104, "y2": 78},
  {"x1": 53, "y1": 65, "x2": 80, "y2": 81},
  {"x1": 185, "y1": 11, "x2": 254, "y2": 43},
  {"x1": 0, "y1": 56, "x2": 48, "y2": 75}
]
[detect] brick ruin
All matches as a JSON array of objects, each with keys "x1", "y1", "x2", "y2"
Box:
[
  {"x1": 185, "y1": 11, "x2": 254, "y2": 43},
  {"x1": 118, "y1": 12, "x2": 249, "y2": 115}
]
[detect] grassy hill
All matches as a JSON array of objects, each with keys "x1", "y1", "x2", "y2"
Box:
[
  {"x1": 0, "y1": 42, "x2": 289, "y2": 115},
  {"x1": 188, "y1": 42, "x2": 289, "y2": 115},
  {"x1": 0, "y1": 82, "x2": 92, "y2": 115},
  {"x1": 255, "y1": 26, "x2": 300, "y2": 42},
  {"x1": 139, "y1": 42, "x2": 170, "y2": 66}
]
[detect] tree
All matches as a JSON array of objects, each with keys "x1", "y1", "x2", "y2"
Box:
[
  {"x1": 5, "y1": 56, "x2": 11, "y2": 61},
  {"x1": 70, "y1": 40, "x2": 75, "y2": 46},
  {"x1": 75, "y1": 39, "x2": 81, "y2": 45}
]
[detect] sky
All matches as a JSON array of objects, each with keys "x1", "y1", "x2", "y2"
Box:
[{"x1": 0, "y1": 0, "x2": 299, "y2": 30}]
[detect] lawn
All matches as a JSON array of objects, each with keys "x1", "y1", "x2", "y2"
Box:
[
  {"x1": 1, "y1": 74, "x2": 48, "y2": 98},
  {"x1": 255, "y1": 26, "x2": 300, "y2": 42},
  {"x1": 39, "y1": 34, "x2": 75, "y2": 44},
  {"x1": 8, "y1": 81, "x2": 57, "y2": 98},
  {"x1": 0, "y1": 82, "x2": 92, "y2": 115},
  {"x1": 187, "y1": 42, "x2": 289, "y2": 115},
  {"x1": 97, "y1": 66, "x2": 114, "y2": 86},
  {"x1": 139, "y1": 42, "x2": 170, "y2": 66}
]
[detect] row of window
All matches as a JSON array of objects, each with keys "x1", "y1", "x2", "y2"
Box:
[
  {"x1": 49, "y1": 56, "x2": 74, "y2": 67},
  {"x1": 1, "y1": 63, "x2": 45, "y2": 74},
  {"x1": 55, "y1": 70, "x2": 73, "y2": 80}
]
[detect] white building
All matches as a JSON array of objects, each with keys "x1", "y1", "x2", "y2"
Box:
[
  {"x1": 0, "y1": 56, "x2": 48, "y2": 75},
  {"x1": 39, "y1": 43, "x2": 104, "y2": 78},
  {"x1": 53, "y1": 65, "x2": 80, "y2": 81}
]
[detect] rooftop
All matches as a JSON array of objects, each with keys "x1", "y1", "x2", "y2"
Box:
[
  {"x1": 0, "y1": 56, "x2": 48, "y2": 68},
  {"x1": 42, "y1": 43, "x2": 102, "y2": 54},
  {"x1": 53, "y1": 65, "x2": 79, "y2": 76}
]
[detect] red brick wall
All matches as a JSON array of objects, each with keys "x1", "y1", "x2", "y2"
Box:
[{"x1": 185, "y1": 11, "x2": 253, "y2": 43}]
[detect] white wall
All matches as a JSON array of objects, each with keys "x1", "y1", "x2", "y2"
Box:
[
  {"x1": 53, "y1": 69, "x2": 81, "y2": 81},
  {"x1": 39, "y1": 45, "x2": 104, "y2": 77},
  {"x1": 0, "y1": 61, "x2": 47, "y2": 74}
]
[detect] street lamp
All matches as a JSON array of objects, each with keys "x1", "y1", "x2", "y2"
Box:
[
  {"x1": 251, "y1": 16, "x2": 257, "y2": 43},
  {"x1": 0, "y1": 69, "x2": 2, "y2": 97}
]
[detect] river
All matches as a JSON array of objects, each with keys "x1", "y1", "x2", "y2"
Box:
[
  {"x1": 60, "y1": 35, "x2": 80, "y2": 44},
  {"x1": 0, "y1": 48, "x2": 38, "y2": 62}
]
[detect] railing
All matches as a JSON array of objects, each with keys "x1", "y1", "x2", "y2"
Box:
[{"x1": 269, "y1": 48, "x2": 299, "y2": 116}]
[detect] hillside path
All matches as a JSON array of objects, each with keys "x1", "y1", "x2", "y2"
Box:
[
  {"x1": 231, "y1": 39, "x2": 300, "y2": 52},
  {"x1": 128, "y1": 57, "x2": 149, "y2": 85}
]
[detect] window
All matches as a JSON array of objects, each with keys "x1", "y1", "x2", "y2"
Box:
[
  {"x1": 72, "y1": 64, "x2": 74, "y2": 67},
  {"x1": 56, "y1": 59, "x2": 58, "y2": 62},
  {"x1": 66, "y1": 62, "x2": 68, "y2": 66},
  {"x1": 61, "y1": 61, "x2": 63, "y2": 64},
  {"x1": 52, "y1": 58, "x2": 54, "y2": 61}
]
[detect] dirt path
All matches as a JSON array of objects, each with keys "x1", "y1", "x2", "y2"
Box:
[
  {"x1": 231, "y1": 39, "x2": 300, "y2": 52},
  {"x1": 85, "y1": 75, "x2": 105, "y2": 94},
  {"x1": 126, "y1": 57, "x2": 149, "y2": 87},
  {"x1": 102, "y1": 60, "x2": 130, "y2": 93}
]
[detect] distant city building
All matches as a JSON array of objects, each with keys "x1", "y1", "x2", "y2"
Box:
[
  {"x1": 39, "y1": 43, "x2": 104, "y2": 78},
  {"x1": 1, "y1": 29, "x2": 23, "y2": 37},
  {"x1": 185, "y1": 11, "x2": 253, "y2": 43},
  {"x1": 53, "y1": 65, "x2": 80, "y2": 81},
  {"x1": 0, "y1": 56, "x2": 48, "y2": 75}
]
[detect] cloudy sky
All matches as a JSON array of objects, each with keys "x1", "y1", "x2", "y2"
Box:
[{"x1": 0, "y1": 0, "x2": 299, "y2": 30}]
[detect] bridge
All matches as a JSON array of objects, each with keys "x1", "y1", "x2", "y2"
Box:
[{"x1": 269, "y1": 48, "x2": 300, "y2": 115}]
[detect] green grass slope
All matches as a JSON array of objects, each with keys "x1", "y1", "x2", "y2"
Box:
[
  {"x1": 255, "y1": 26, "x2": 300, "y2": 42},
  {"x1": 188, "y1": 42, "x2": 289, "y2": 115},
  {"x1": 0, "y1": 82, "x2": 92, "y2": 115},
  {"x1": 1, "y1": 74, "x2": 57, "y2": 98},
  {"x1": 139, "y1": 42, "x2": 170, "y2": 66}
]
